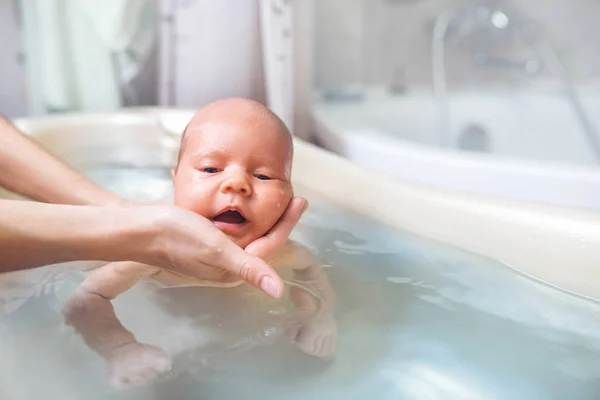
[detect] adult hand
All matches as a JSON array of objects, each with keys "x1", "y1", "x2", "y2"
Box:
[{"x1": 132, "y1": 197, "x2": 308, "y2": 298}]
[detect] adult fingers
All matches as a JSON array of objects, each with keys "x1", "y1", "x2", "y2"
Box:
[{"x1": 212, "y1": 239, "x2": 285, "y2": 299}]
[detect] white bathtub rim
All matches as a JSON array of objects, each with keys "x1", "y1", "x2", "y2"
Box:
[
  {"x1": 311, "y1": 110, "x2": 600, "y2": 177},
  {"x1": 311, "y1": 113, "x2": 600, "y2": 211},
  {"x1": 291, "y1": 138, "x2": 600, "y2": 301},
  {"x1": 8, "y1": 109, "x2": 600, "y2": 302}
]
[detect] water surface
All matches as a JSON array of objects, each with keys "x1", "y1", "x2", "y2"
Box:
[{"x1": 1, "y1": 165, "x2": 599, "y2": 400}]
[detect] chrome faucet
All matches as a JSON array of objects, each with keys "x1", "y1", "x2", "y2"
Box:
[
  {"x1": 472, "y1": 52, "x2": 542, "y2": 76},
  {"x1": 430, "y1": 0, "x2": 600, "y2": 161},
  {"x1": 438, "y1": 0, "x2": 544, "y2": 76}
]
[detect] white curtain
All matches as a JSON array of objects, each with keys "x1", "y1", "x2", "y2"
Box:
[{"x1": 20, "y1": 0, "x2": 156, "y2": 115}]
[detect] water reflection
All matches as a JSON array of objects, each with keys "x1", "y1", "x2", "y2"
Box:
[
  {"x1": 61, "y1": 268, "x2": 336, "y2": 389},
  {"x1": 1, "y1": 167, "x2": 600, "y2": 399}
]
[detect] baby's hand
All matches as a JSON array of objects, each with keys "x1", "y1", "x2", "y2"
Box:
[{"x1": 107, "y1": 342, "x2": 172, "y2": 389}]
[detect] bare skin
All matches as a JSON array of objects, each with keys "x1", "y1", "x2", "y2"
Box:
[
  {"x1": 0, "y1": 113, "x2": 307, "y2": 297},
  {"x1": 62, "y1": 99, "x2": 336, "y2": 388},
  {"x1": 63, "y1": 241, "x2": 336, "y2": 389},
  {"x1": 0, "y1": 115, "x2": 120, "y2": 206}
]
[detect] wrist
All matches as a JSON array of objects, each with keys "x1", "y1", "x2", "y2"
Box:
[
  {"x1": 104, "y1": 206, "x2": 167, "y2": 267},
  {"x1": 0, "y1": 200, "x2": 164, "y2": 273}
]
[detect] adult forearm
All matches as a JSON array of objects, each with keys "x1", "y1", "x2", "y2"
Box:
[
  {"x1": 0, "y1": 200, "x2": 290, "y2": 298},
  {"x1": 0, "y1": 116, "x2": 120, "y2": 205},
  {"x1": 0, "y1": 199, "x2": 150, "y2": 273}
]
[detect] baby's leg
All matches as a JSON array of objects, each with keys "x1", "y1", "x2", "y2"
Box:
[
  {"x1": 62, "y1": 262, "x2": 171, "y2": 389},
  {"x1": 272, "y1": 242, "x2": 337, "y2": 358}
]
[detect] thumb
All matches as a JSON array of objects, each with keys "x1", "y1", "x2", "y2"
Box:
[{"x1": 216, "y1": 245, "x2": 285, "y2": 299}]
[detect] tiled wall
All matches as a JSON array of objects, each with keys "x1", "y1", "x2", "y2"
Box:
[{"x1": 314, "y1": 0, "x2": 600, "y2": 90}]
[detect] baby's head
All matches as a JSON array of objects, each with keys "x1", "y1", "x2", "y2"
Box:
[{"x1": 172, "y1": 98, "x2": 294, "y2": 248}]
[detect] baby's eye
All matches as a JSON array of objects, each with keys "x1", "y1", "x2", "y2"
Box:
[
  {"x1": 202, "y1": 167, "x2": 220, "y2": 173},
  {"x1": 255, "y1": 174, "x2": 272, "y2": 181}
]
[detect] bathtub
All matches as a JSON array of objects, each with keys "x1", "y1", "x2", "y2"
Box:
[
  {"x1": 1, "y1": 109, "x2": 600, "y2": 399},
  {"x1": 310, "y1": 87, "x2": 600, "y2": 212}
]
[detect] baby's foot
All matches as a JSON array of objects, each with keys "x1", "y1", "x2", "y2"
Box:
[{"x1": 107, "y1": 342, "x2": 172, "y2": 389}]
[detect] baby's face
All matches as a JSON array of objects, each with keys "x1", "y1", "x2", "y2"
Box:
[{"x1": 172, "y1": 115, "x2": 293, "y2": 248}]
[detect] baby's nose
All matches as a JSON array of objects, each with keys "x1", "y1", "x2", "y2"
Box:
[{"x1": 221, "y1": 176, "x2": 252, "y2": 195}]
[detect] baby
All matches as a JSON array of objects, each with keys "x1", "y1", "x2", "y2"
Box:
[{"x1": 62, "y1": 98, "x2": 336, "y2": 389}]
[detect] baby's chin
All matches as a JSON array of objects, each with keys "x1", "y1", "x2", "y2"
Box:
[
  {"x1": 228, "y1": 233, "x2": 260, "y2": 249},
  {"x1": 227, "y1": 225, "x2": 277, "y2": 249}
]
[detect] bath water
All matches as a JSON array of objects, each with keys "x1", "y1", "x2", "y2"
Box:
[{"x1": 1, "y1": 165, "x2": 600, "y2": 400}]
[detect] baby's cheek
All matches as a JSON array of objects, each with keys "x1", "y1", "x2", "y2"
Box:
[
  {"x1": 268, "y1": 192, "x2": 292, "y2": 216},
  {"x1": 172, "y1": 184, "x2": 211, "y2": 217},
  {"x1": 171, "y1": 176, "x2": 189, "y2": 206},
  {"x1": 172, "y1": 186, "x2": 193, "y2": 209},
  {"x1": 281, "y1": 192, "x2": 294, "y2": 213}
]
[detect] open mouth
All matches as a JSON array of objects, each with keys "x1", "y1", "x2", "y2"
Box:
[{"x1": 212, "y1": 209, "x2": 247, "y2": 225}]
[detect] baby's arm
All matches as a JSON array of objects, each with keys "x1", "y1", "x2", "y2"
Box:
[
  {"x1": 63, "y1": 261, "x2": 160, "y2": 355},
  {"x1": 272, "y1": 241, "x2": 335, "y2": 305},
  {"x1": 62, "y1": 262, "x2": 170, "y2": 389},
  {"x1": 271, "y1": 241, "x2": 337, "y2": 357}
]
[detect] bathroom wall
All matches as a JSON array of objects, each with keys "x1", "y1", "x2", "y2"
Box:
[
  {"x1": 162, "y1": 0, "x2": 266, "y2": 108},
  {"x1": 4, "y1": 0, "x2": 597, "y2": 118},
  {"x1": 0, "y1": 0, "x2": 27, "y2": 118},
  {"x1": 0, "y1": 0, "x2": 265, "y2": 117},
  {"x1": 313, "y1": 0, "x2": 600, "y2": 90}
]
